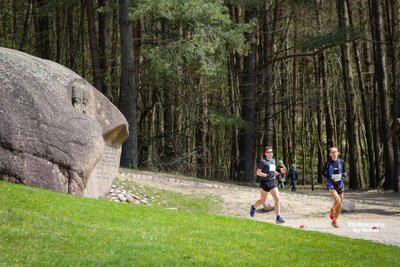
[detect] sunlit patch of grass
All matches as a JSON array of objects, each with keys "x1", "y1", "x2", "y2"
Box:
[{"x1": 0, "y1": 181, "x2": 399, "y2": 266}]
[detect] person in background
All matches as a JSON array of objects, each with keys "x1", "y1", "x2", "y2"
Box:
[
  {"x1": 249, "y1": 146, "x2": 285, "y2": 224},
  {"x1": 322, "y1": 147, "x2": 347, "y2": 228},
  {"x1": 288, "y1": 164, "x2": 298, "y2": 192},
  {"x1": 277, "y1": 160, "x2": 287, "y2": 190}
]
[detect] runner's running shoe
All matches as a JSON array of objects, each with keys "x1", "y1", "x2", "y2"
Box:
[
  {"x1": 276, "y1": 215, "x2": 285, "y2": 224},
  {"x1": 250, "y1": 206, "x2": 255, "y2": 217},
  {"x1": 330, "y1": 208, "x2": 335, "y2": 220}
]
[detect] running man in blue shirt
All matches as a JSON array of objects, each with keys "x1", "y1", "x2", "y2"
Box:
[{"x1": 322, "y1": 147, "x2": 347, "y2": 228}]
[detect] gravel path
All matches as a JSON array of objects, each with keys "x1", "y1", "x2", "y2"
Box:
[{"x1": 119, "y1": 169, "x2": 400, "y2": 247}]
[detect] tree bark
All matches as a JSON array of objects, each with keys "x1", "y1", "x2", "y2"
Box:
[
  {"x1": 119, "y1": 0, "x2": 138, "y2": 168},
  {"x1": 263, "y1": 3, "x2": 277, "y2": 148},
  {"x1": 18, "y1": 0, "x2": 32, "y2": 51},
  {"x1": 371, "y1": 0, "x2": 395, "y2": 189},
  {"x1": 34, "y1": 0, "x2": 50, "y2": 59},
  {"x1": 336, "y1": 0, "x2": 362, "y2": 189},
  {"x1": 195, "y1": 85, "x2": 208, "y2": 178},
  {"x1": 66, "y1": 2, "x2": 76, "y2": 70},
  {"x1": 227, "y1": 5, "x2": 240, "y2": 181},
  {"x1": 160, "y1": 20, "x2": 174, "y2": 170},
  {"x1": 85, "y1": 0, "x2": 103, "y2": 92},
  {"x1": 346, "y1": 0, "x2": 365, "y2": 188},
  {"x1": 80, "y1": 0, "x2": 87, "y2": 79},
  {"x1": 238, "y1": 5, "x2": 257, "y2": 182},
  {"x1": 357, "y1": 0, "x2": 377, "y2": 187},
  {"x1": 55, "y1": 1, "x2": 63, "y2": 63},
  {"x1": 110, "y1": 3, "x2": 120, "y2": 103},
  {"x1": 315, "y1": 0, "x2": 329, "y2": 182},
  {"x1": 387, "y1": 0, "x2": 399, "y2": 192},
  {"x1": 98, "y1": 0, "x2": 109, "y2": 97}
]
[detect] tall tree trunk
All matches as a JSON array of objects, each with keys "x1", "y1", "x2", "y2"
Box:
[
  {"x1": 336, "y1": 0, "x2": 362, "y2": 189},
  {"x1": 262, "y1": 3, "x2": 277, "y2": 149},
  {"x1": 315, "y1": 60, "x2": 324, "y2": 184},
  {"x1": 238, "y1": 5, "x2": 257, "y2": 182},
  {"x1": 348, "y1": 0, "x2": 377, "y2": 188},
  {"x1": 80, "y1": 0, "x2": 87, "y2": 79},
  {"x1": 133, "y1": 18, "x2": 144, "y2": 89},
  {"x1": 160, "y1": 20, "x2": 174, "y2": 170},
  {"x1": 0, "y1": 0, "x2": 6, "y2": 45},
  {"x1": 13, "y1": 0, "x2": 18, "y2": 49},
  {"x1": 227, "y1": 5, "x2": 240, "y2": 181},
  {"x1": 313, "y1": 52, "x2": 324, "y2": 184},
  {"x1": 308, "y1": 107, "x2": 315, "y2": 190},
  {"x1": 290, "y1": 64, "x2": 297, "y2": 166},
  {"x1": 358, "y1": 0, "x2": 376, "y2": 188},
  {"x1": 387, "y1": 0, "x2": 400, "y2": 192},
  {"x1": 133, "y1": 18, "x2": 145, "y2": 165},
  {"x1": 346, "y1": 0, "x2": 365, "y2": 188},
  {"x1": 368, "y1": 0, "x2": 382, "y2": 187},
  {"x1": 162, "y1": 83, "x2": 174, "y2": 169},
  {"x1": 195, "y1": 81, "x2": 208, "y2": 178},
  {"x1": 290, "y1": 19, "x2": 298, "y2": 167},
  {"x1": 279, "y1": 58, "x2": 288, "y2": 164},
  {"x1": 315, "y1": 0, "x2": 334, "y2": 166},
  {"x1": 119, "y1": 0, "x2": 138, "y2": 168},
  {"x1": 85, "y1": 0, "x2": 103, "y2": 92},
  {"x1": 55, "y1": 2, "x2": 62, "y2": 63},
  {"x1": 34, "y1": 0, "x2": 50, "y2": 59},
  {"x1": 276, "y1": 3, "x2": 290, "y2": 163},
  {"x1": 314, "y1": 1, "x2": 324, "y2": 184},
  {"x1": 66, "y1": 2, "x2": 76, "y2": 70},
  {"x1": 300, "y1": 59, "x2": 306, "y2": 186},
  {"x1": 110, "y1": 4, "x2": 120, "y2": 103},
  {"x1": 371, "y1": 0, "x2": 395, "y2": 189},
  {"x1": 373, "y1": 86, "x2": 382, "y2": 186},
  {"x1": 18, "y1": 0, "x2": 32, "y2": 51},
  {"x1": 98, "y1": 0, "x2": 109, "y2": 97}
]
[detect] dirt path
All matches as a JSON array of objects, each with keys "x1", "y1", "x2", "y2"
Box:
[{"x1": 119, "y1": 169, "x2": 400, "y2": 247}]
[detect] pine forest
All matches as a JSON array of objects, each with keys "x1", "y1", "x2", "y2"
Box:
[{"x1": 1, "y1": 0, "x2": 399, "y2": 192}]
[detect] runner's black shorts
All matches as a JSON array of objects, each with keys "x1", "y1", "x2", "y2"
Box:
[
  {"x1": 327, "y1": 180, "x2": 344, "y2": 194},
  {"x1": 260, "y1": 179, "x2": 276, "y2": 192}
]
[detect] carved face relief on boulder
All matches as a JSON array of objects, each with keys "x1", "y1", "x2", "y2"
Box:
[{"x1": 0, "y1": 47, "x2": 128, "y2": 197}]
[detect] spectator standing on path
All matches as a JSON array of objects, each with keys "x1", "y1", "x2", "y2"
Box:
[
  {"x1": 322, "y1": 147, "x2": 347, "y2": 228},
  {"x1": 249, "y1": 146, "x2": 285, "y2": 224},
  {"x1": 277, "y1": 160, "x2": 287, "y2": 190},
  {"x1": 288, "y1": 164, "x2": 298, "y2": 192}
]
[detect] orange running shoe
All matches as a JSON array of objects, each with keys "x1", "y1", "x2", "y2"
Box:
[
  {"x1": 330, "y1": 208, "x2": 336, "y2": 220},
  {"x1": 331, "y1": 220, "x2": 339, "y2": 228}
]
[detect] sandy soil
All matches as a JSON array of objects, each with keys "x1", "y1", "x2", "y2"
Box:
[{"x1": 119, "y1": 169, "x2": 400, "y2": 247}]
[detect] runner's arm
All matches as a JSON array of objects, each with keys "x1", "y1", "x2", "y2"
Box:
[
  {"x1": 256, "y1": 168, "x2": 268, "y2": 178},
  {"x1": 322, "y1": 162, "x2": 334, "y2": 183},
  {"x1": 341, "y1": 160, "x2": 347, "y2": 180}
]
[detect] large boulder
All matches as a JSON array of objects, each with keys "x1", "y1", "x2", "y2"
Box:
[
  {"x1": 263, "y1": 199, "x2": 275, "y2": 211},
  {"x1": 341, "y1": 199, "x2": 355, "y2": 212},
  {"x1": 0, "y1": 47, "x2": 128, "y2": 197}
]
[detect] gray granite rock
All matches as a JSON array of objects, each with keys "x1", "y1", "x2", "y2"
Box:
[{"x1": 0, "y1": 47, "x2": 128, "y2": 197}]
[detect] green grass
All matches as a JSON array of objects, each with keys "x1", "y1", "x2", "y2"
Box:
[{"x1": 0, "y1": 181, "x2": 399, "y2": 266}]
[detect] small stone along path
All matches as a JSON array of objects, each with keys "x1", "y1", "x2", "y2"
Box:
[{"x1": 114, "y1": 169, "x2": 400, "y2": 247}]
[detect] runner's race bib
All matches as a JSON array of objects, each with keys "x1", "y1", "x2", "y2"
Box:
[
  {"x1": 332, "y1": 174, "x2": 342, "y2": 182},
  {"x1": 269, "y1": 164, "x2": 276, "y2": 172}
]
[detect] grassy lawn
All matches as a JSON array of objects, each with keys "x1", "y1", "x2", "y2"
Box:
[{"x1": 0, "y1": 180, "x2": 399, "y2": 266}]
